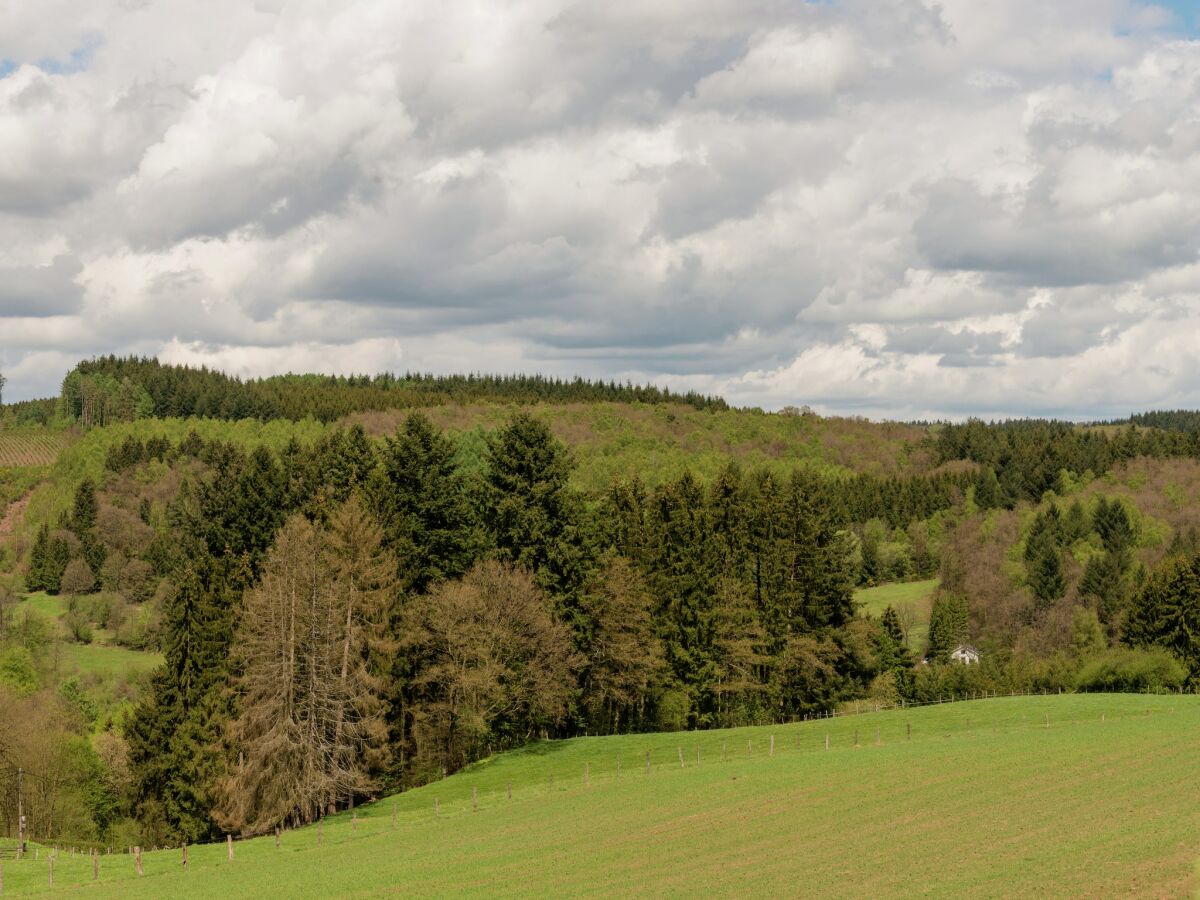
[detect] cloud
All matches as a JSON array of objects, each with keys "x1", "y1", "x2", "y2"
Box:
[
  {"x1": 1, "y1": 0, "x2": 1199, "y2": 420},
  {"x1": 0, "y1": 255, "x2": 83, "y2": 316}
]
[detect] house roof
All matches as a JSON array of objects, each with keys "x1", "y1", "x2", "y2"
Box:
[{"x1": 951, "y1": 644, "x2": 980, "y2": 655}]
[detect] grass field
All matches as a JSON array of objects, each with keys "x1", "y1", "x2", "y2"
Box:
[
  {"x1": 3, "y1": 694, "x2": 1198, "y2": 898},
  {"x1": 14, "y1": 593, "x2": 162, "y2": 678},
  {"x1": 855, "y1": 578, "x2": 938, "y2": 650}
]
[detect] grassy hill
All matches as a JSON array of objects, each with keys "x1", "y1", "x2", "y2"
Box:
[
  {"x1": 2, "y1": 694, "x2": 1196, "y2": 898},
  {"x1": 855, "y1": 579, "x2": 938, "y2": 650}
]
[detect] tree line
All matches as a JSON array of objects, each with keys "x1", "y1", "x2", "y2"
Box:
[{"x1": 56, "y1": 357, "x2": 728, "y2": 425}]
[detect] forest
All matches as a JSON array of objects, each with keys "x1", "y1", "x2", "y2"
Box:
[{"x1": 4, "y1": 359, "x2": 1200, "y2": 848}]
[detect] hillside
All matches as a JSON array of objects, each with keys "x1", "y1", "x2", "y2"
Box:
[{"x1": 1, "y1": 694, "x2": 1195, "y2": 897}]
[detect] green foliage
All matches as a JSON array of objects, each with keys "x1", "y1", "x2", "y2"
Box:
[
  {"x1": 0, "y1": 645, "x2": 38, "y2": 694},
  {"x1": 1124, "y1": 553, "x2": 1200, "y2": 685},
  {"x1": 926, "y1": 592, "x2": 969, "y2": 661},
  {"x1": 371, "y1": 412, "x2": 477, "y2": 594},
  {"x1": 1074, "y1": 648, "x2": 1186, "y2": 693}
]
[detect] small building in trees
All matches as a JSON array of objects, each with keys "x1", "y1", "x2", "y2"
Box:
[{"x1": 949, "y1": 644, "x2": 981, "y2": 665}]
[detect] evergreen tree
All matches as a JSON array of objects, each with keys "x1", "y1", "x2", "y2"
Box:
[
  {"x1": 1125, "y1": 554, "x2": 1200, "y2": 685},
  {"x1": 1029, "y1": 541, "x2": 1066, "y2": 608},
  {"x1": 481, "y1": 412, "x2": 588, "y2": 622},
  {"x1": 926, "y1": 593, "x2": 969, "y2": 661},
  {"x1": 711, "y1": 578, "x2": 770, "y2": 725},
  {"x1": 880, "y1": 606, "x2": 905, "y2": 646},
  {"x1": 1095, "y1": 497, "x2": 1135, "y2": 555},
  {"x1": 645, "y1": 471, "x2": 718, "y2": 725},
  {"x1": 974, "y1": 466, "x2": 1003, "y2": 509},
  {"x1": 26, "y1": 524, "x2": 49, "y2": 591},
  {"x1": 1080, "y1": 552, "x2": 1126, "y2": 626},
  {"x1": 372, "y1": 413, "x2": 476, "y2": 594},
  {"x1": 579, "y1": 554, "x2": 667, "y2": 734}
]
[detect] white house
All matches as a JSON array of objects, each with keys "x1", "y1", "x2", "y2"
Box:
[{"x1": 949, "y1": 644, "x2": 981, "y2": 665}]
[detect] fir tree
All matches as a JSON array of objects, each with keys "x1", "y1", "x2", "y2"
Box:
[
  {"x1": 372, "y1": 412, "x2": 476, "y2": 594},
  {"x1": 926, "y1": 593, "x2": 969, "y2": 661}
]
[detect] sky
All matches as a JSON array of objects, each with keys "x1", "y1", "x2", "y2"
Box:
[{"x1": 2, "y1": 1, "x2": 1200, "y2": 419}]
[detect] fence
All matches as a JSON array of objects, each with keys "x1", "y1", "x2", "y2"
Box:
[{"x1": 0, "y1": 688, "x2": 1188, "y2": 892}]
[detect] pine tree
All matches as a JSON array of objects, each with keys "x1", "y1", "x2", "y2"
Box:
[{"x1": 926, "y1": 593, "x2": 968, "y2": 661}]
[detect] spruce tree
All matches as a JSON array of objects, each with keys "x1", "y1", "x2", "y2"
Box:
[
  {"x1": 26, "y1": 524, "x2": 49, "y2": 591},
  {"x1": 1029, "y1": 542, "x2": 1066, "y2": 608},
  {"x1": 481, "y1": 412, "x2": 588, "y2": 620},
  {"x1": 926, "y1": 593, "x2": 968, "y2": 661},
  {"x1": 373, "y1": 412, "x2": 476, "y2": 594}
]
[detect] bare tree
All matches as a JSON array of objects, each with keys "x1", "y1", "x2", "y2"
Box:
[
  {"x1": 894, "y1": 600, "x2": 919, "y2": 647},
  {"x1": 402, "y1": 560, "x2": 579, "y2": 779},
  {"x1": 217, "y1": 497, "x2": 396, "y2": 834}
]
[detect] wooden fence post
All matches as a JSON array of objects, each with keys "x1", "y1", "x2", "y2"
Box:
[
  {"x1": 392, "y1": 803, "x2": 397, "y2": 830},
  {"x1": 352, "y1": 811, "x2": 358, "y2": 833},
  {"x1": 435, "y1": 798, "x2": 440, "y2": 818},
  {"x1": 227, "y1": 834, "x2": 234, "y2": 861},
  {"x1": 645, "y1": 750, "x2": 650, "y2": 773},
  {"x1": 722, "y1": 741, "x2": 727, "y2": 761},
  {"x1": 747, "y1": 739, "x2": 752, "y2": 757},
  {"x1": 678, "y1": 746, "x2": 684, "y2": 768},
  {"x1": 1044, "y1": 714, "x2": 1050, "y2": 729},
  {"x1": 134, "y1": 846, "x2": 143, "y2": 876},
  {"x1": 94, "y1": 848, "x2": 100, "y2": 880},
  {"x1": 472, "y1": 787, "x2": 478, "y2": 811},
  {"x1": 696, "y1": 747, "x2": 701, "y2": 765},
  {"x1": 48, "y1": 857, "x2": 53, "y2": 888},
  {"x1": 825, "y1": 734, "x2": 829, "y2": 750},
  {"x1": 275, "y1": 825, "x2": 281, "y2": 848},
  {"x1": 181, "y1": 843, "x2": 187, "y2": 870},
  {"x1": 508, "y1": 782, "x2": 513, "y2": 799},
  {"x1": 907, "y1": 722, "x2": 911, "y2": 741},
  {"x1": 770, "y1": 735, "x2": 775, "y2": 757}
]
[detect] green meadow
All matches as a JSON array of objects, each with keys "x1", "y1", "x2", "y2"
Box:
[
  {"x1": 855, "y1": 578, "x2": 938, "y2": 650},
  {"x1": 3, "y1": 694, "x2": 1197, "y2": 898}
]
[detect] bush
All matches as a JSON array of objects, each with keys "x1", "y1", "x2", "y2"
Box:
[
  {"x1": 64, "y1": 606, "x2": 94, "y2": 644},
  {"x1": 0, "y1": 646, "x2": 38, "y2": 694},
  {"x1": 1075, "y1": 648, "x2": 1187, "y2": 693}
]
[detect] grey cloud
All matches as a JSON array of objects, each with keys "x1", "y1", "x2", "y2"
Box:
[{"x1": 0, "y1": 255, "x2": 83, "y2": 316}]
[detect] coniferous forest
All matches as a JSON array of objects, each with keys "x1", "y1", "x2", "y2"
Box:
[{"x1": 5, "y1": 358, "x2": 1200, "y2": 847}]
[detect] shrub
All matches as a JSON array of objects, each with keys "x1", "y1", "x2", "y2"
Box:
[{"x1": 1075, "y1": 648, "x2": 1187, "y2": 693}]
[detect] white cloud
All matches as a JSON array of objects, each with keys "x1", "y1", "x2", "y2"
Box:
[{"x1": 1, "y1": 0, "x2": 1199, "y2": 418}]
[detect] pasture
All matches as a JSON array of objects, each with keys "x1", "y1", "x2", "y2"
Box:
[
  {"x1": 855, "y1": 578, "x2": 938, "y2": 650},
  {"x1": 2, "y1": 694, "x2": 1197, "y2": 898}
]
